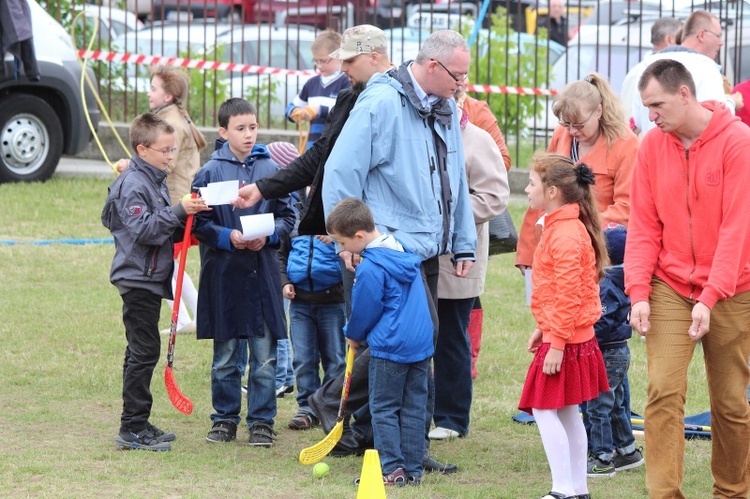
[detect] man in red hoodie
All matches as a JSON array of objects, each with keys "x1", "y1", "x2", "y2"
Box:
[{"x1": 625, "y1": 58, "x2": 750, "y2": 499}]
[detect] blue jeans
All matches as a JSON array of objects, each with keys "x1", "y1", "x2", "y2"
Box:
[
  {"x1": 275, "y1": 339, "x2": 294, "y2": 388},
  {"x1": 582, "y1": 345, "x2": 636, "y2": 460},
  {"x1": 289, "y1": 301, "x2": 346, "y2": 414},
  {"x1": 211, "y1": 323, "x2": 277, "y2": 428},
  {"x1": 369, "y1": 357, "x2": 429, "y2": 478},
  {"x1": 433, "y1": 297, "x2": 475, "y2": 436}
]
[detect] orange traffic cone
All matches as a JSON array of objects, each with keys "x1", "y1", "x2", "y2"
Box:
[{"x1": 356, "y1": 449, "x2": 386, "y2": 499}]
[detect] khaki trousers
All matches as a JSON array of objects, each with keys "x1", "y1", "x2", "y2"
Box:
[{"x1": 645, "y1": 279, "x2": 750, "y2": 498}]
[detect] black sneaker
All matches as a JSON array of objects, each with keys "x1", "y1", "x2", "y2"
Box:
[
  {"x1": 406, "y1": 476, "x2": 422, "y2": 486},
  {"x1": 248, "y1": 422, "x2": 277, "y2": 447},
  {"x1": 146, "y1": 422, "x2": 176, "y2": 442},
  {"x1": 115, "y1": 428, "x2": 171, "y2": 451},
  {"x1": 206, "y1": 421, "x2": 237, "y2": 443},
  {"x1": 288, "y1": 411, "x2": 319, "y2": 430},
  {"x1": 586, "y1": 456, "x2": 616, "y2": 477},
  {"x1": 613, "y1": 447, "x2": 645, "y2": 471}
]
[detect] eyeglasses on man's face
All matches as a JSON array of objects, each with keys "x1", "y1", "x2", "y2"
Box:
[
  {"x1": 558, "y1": 107, "x2": 598, "y2": 130},
  {"x1": 703, "y1": 28, "x2": 723, "y2": 40},
  {"x1": 431, "y1": 59, "x2": 468, "y2": 82},
  {"x1": 144, "y1": 146, "x2": 177, "y2": 156}
]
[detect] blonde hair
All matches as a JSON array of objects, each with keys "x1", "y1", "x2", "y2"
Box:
[
  {"x1": 149, "y1": 66, "x2": 207, "y2": 151},
  {"x1": 311, "y1": 30, "x2": 342, "y2": 54},
  {"x1": 552, "y1": 72, "x2": 631, "y2": 146},
  {"x1": 530, "y1": 152, "x2": 609, "y2": 281}
]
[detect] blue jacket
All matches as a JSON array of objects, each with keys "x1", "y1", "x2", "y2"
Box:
[
  {"x1": 344, "y1": 238, "x2": 434, "y2": 364},
  {"x1": 191, "y1": 143, "x2": 296, "y2": 341},
  {"x1": 322, "y1": 66, "x2": 477, "y2": 261},
  {"x1": 595, "y1": 265, "x2": 632, "y2": 349}
]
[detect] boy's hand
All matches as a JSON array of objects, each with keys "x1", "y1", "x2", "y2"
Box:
[
  {"x1": 283, "y1": 283, "x2": 296, "y2": 299},
  {"x1": 290, "y1": 107, "x2": 311, "y2": 122},
  {"x1": 116, "y1": 158, "x2": 129, "y2": 173},
  {"x1": 346, "y1": 338, "x2": 360, "y2": 352},
  {"x1": 230, "y1": 229, "x2": 248, "y2": 250},
  {"x1": 245, "y1": 237, "x2": 267, "y2": 252},
  {"x1": 181, "y1": 197, "x2": 211, "y2": 215},
  {"x1": 339, "y1": 250, "x2": 360, "y2": 272}
]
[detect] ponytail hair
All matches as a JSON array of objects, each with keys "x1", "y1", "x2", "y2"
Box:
[
  {"x1": 149, "y1": 65, "x2": 207, "y2": 151},
  {"x1": 530, "y1": 152, "x2": 609, "y2": 280}
]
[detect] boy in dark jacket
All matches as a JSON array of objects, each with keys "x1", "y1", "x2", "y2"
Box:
[
  {"x1": 583, "y1": 225, "x2": 644, "y2": 476},
  {"x1": 326, "y1": 198, "x2": 433, "y2": 486},
  {"x1": 279, "y1": 217, "x2": 346, "y2": 430},
  {"x1": 191, "y1": 98, "x2": 296, "y2": 447},
  {"x1": 102, "y1": 112, "x2": 210, "y2": 451}
]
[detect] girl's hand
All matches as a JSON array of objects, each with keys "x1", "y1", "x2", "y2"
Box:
[
  {"x1": 543, "y1": 347, "x2": 564, "y2": 375},
  {"x1": 527, "y1": 328, "x2": 543, "y2": 353}
]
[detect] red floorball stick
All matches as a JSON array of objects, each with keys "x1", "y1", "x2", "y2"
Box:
[{"x1": 164, "y1": 191, "x2": 197, "y2": 415}]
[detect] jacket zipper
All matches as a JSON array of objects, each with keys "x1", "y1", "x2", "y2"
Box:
[
  {"x1": 684, "y1": 149, "x2": 697, "y2": 298},
  {"x1": 145, "y1": 246, "x2": 158, "y2": 277},
  {"x1": 306, "y1": 236, "x2": 315, "y2": 292}
]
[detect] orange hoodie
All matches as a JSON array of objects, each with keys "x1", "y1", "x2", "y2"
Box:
[
  {"x1": 625, "y1": 101, "x2": 750, "y2": 308},
  {"x1": 516, "y1": 125, "x2": 638, "y2": 267},
  {"x1": 531, "y1": 203, "x2": 601, "y2": 350}
]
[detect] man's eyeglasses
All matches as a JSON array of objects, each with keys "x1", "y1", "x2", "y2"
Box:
[
  {"x1": 312, "y1": 57, "x2": 332, "y2": 65},
  {"x1": 431, "y1": 59, "x2": 468, "y2": 82},
  {"x1": 703, "y1": 29, "x2": 723, "y2": 40},
  {"x1": 558, "y1": 107, "x2": 598, "y2": 130},
  {"x1": 144, "y1": 146, "x2": 177, "y2": 156}
]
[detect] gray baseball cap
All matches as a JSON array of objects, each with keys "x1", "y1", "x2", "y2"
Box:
[{"x1": 329, "y1": 24, "x2": 387, "y2": 61}]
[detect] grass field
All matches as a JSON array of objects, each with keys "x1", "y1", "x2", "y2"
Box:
[{"x1": 0, "y1": 177, "x2": 713, "y2": 498}]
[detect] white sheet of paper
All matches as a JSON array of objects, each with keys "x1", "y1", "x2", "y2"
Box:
[
  {"x1": 240, "y1": 213, "x2": 275, "y2": 241},
  {"x1": 199, "y1": 180, "x2": 239, "y2": 206}
]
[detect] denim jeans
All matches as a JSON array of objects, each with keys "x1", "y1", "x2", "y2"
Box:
[
  {"x1": 433, "y1": 297, "x2": 475, "y2": 436},
  {"x1": 275, "y1": 339, "x2": 294, "y2": 388},
  {"x1": 211, "y1": 323, "x2": 277, "y2": 428},
  {"x1": 120, "y1": 288, "x2": 162, "y2": 431},
  {"x1": 370, "y1": 357, "x2": 429, "y2": 477},
  {"x1": 581, "y1": 345, "x2": 635, "y2": 460},
  {"x1": 289, "y1": 301, "x2": 346, "y2": 414}
]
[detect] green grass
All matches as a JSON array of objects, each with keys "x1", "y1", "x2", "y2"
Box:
[{"x1": 0, "y1": 177, "x2": 713, "y2": 497}]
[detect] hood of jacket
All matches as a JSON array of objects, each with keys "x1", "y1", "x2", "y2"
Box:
[
  {"x1": 209, "y1": 141, "x2": 271, "y2": 165},
  {"x1": 361, "y1": 240, "x2": 422, "y2": 286}
]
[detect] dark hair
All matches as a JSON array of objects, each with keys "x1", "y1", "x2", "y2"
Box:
[
  {"x1": 530, "y1": 152, "x2": 609, "y2": 280},
  {"x1": 129, "y1": 112, "x2": 174, "y2": 152},
  {"x1": 325, "y1": 198, "x2": 376, "y2": 237},
  {"x1": 217, "y1": 98, "x2": 256, "y2": 129},
  {"x1": 638, "y1": 59, "x2": 696, "y2": 96}
]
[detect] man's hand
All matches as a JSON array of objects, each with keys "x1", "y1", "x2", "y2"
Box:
[
  {"x1": 732, "y1": 91, "x2": 745, "y2": 112},
  {"x1": 453, "y1": 260, "x2": 474, "y2": 277},
  {"x1": 282, "y1": 283, "x2": 296, "y2": 300},
  {"x1": 346, "y1": 338, "x2": 360, "y2": 352},
  {"x1": 630, "y1": 301, "x2": 651, "y2": 336},
  {"x1": 231, "y1": 183, "x2": 262, "y2": 210},
  {"x1": 339, "y1": 250, "x2": 361, "y2": 272},
  {"x1": 689, "y1": 302, "x2": 711, "y2": 341},
  {"x1": 543, "y1": 347, "x2": 564, "y2": 375}
]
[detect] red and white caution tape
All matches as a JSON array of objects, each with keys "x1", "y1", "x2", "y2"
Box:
[
  {"x1": 466, "y1": 84, "x2": 557, "y2": 96},
  {"x1": 80, "y1": 48, "x2": 559, "y2": 95},
  {"x1": 77, "y1": 49, "x2": 317, "y2": 77}
]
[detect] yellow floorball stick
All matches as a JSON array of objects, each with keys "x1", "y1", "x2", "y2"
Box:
[{"x1": 299, "y1": 346, "x2": 356, "y2": 464}]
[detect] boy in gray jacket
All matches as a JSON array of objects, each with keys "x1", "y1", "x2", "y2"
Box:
[{"x1": 102, "y1": 112, "x2": 210, "y2": 451}]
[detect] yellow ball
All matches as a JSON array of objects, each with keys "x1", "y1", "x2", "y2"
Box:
[
  {"x1": 182, "y1": 193, "x2": 191, "y2": 201},
  {"x1": 313, "y1": 462, "x2": 329, "y2": 479}
]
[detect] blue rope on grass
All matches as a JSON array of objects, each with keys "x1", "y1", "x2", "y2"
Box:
[{"x1": 0, "y1": 238, "x2": 114, "y2": 246}]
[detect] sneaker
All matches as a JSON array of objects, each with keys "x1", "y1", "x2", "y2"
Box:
[
  {"x1": 613, "y1": 447, "x2": 645, "y2": 471},
  {"x1": 288, "y1": 411, "x2": 319, "y2": 430},
  {"x1": 276, "y1": 385, "x2": 293, "y2": 398},
  {"x1": 428, "y1": 426, "x2": 461, "y2": 440},
  {"x1": 248, "y1": 422, "x2": 277, "y2": 447},
  {"x1": 586, "y1": 456, "x2": 616, "y2": 477},
  {"x1": 206, "y1": 421, "x2": 237, "y2": 443},
  {"x1": 406, "y1": 476, "x2": 422, "y2": 486},
  {"x1": 146, "y1": 422, "x2": 175, "y2": 442},
  {"x1": 115, "y1": 428, "x2": 171, "y2": 451},
  {"x1": 383, "y1": 468, "x2": 406, "y2": 487}
]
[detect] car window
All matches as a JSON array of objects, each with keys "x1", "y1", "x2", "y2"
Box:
[
  {"x1": 109, "y1": 19, "x2": 128, "y2": 38},
  {"x1": 729, "y1": 45, "x2": 750, "y2": 84},
  {"x1": 551, "y1": 45, "x2": 648, "y2": 92},
  {"x1": 232, "y1": 40, "x2": 312, "y2": 70}
]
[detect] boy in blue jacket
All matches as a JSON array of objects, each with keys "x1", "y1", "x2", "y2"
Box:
[
  {"x1": 279, "y1": 216, "x2": 346, "y2": 430},
  {"x1": 191, "y1": 98, "x2": 296, "y2": 447},
  {"x1": 583, "y1": 225, "x2": 644, "y2": 476},
  {"x1": 102, "y1": 112, "x2": 210, "y2": 451},
  {"x1": 326, "y1": 198, "x2": 434, "y2": 486}
]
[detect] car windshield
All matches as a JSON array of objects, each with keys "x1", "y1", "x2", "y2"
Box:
[{"x1": 551, "y1": 44, "x2": 649, "y2": 92}]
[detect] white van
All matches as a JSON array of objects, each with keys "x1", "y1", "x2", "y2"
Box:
[{"x1": 0, "y1": 0, "x2": 100, "y2": 182}]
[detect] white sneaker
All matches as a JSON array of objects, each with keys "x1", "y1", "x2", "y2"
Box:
[{"x1": 428, "y1": 427, "x2": 460, "y2": 440}]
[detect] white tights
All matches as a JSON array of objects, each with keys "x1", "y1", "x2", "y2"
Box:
[{"x1": 532, "y1": 405, "x2": 589, "y2": 497}]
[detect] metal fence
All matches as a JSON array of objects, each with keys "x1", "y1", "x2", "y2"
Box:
[{"x1": 51, "y1": 0, "x2": 748, "y2": 165}]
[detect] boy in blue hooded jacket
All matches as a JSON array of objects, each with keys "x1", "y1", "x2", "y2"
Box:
[
  {"x1": 191, "y1": 98, "x2": 296, "y2": 447},
  {"x1": 326, "y1": 198, "x2": 433, "y2": 486}
]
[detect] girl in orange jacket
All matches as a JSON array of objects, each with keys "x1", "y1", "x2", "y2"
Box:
[{"x1": 518, "y1": 153, "x2": 610, "y2": 499}]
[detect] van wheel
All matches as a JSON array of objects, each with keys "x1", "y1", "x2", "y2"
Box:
[{"x1": 0, "y1": 95, "x2": 63, "y2": 183}]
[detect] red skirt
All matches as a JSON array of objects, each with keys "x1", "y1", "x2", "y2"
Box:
[{"x1": 518, "y1": 337, "x2": 609, "y2": 414}]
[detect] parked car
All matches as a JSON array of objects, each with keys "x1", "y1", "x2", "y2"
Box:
[
  {"x1": 100, "y1": 0, "x2": 154, "y2": 21},
  {"x1": 0, "y1": 0, "x2": 100, "y2": 182},
  {"x1": 111, "y1": 23, "x2": 316, "y2": 118},
  {"x1": 77, "y1": 5, "x2": 145, "y2": 44}
]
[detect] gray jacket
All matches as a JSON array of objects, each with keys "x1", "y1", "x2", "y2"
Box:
[{"x1": 101, "y1": 155, "x2": 187, "y2": 297}]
